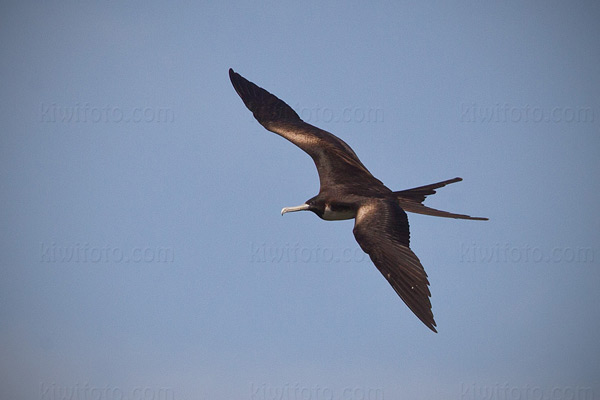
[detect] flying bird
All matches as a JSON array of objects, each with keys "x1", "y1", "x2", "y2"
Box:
[{"x1": 229, "y1": 68, "x2": 487, "y2": 332}]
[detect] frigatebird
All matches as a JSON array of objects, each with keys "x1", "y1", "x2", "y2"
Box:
[{"x1": 229, "y1": 68, "x2": 487, "y2": 332}]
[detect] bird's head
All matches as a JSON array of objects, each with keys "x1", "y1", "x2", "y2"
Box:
[{"x1": 281, "y1": 197, "x2": 324, "y2": 218}]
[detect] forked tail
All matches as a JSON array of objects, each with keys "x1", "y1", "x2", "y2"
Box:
[{"x1": 394, "y1": 177, "x2": 488, "y2": 220}]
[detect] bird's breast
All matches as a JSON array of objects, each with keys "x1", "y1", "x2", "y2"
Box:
[{"x1": 321, "y1": 203, "x2": 357, "y2": 221}]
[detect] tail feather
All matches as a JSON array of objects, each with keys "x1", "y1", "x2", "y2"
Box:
[
  {"x1": 395, "y1": 177, "x2": 488, "y2": 221},
  {"x1": 394, "y1": 177, "x2": 463, "y2": 203}
]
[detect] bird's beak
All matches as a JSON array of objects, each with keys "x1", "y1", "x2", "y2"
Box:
[{"x1": 281, "y1": 203, "x2": 310, "y2": 215}]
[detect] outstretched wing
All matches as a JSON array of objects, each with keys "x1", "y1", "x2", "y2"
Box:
[
  {"x1": 229, "y1": 68, "x2": 385, "y2": 193},
  {"x1": 353, "y1": 200, "x2": 437, "y2": 332}
]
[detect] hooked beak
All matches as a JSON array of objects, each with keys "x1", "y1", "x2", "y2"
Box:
[{"x1": 281, "y1": 203, "x2": 310, "y2": 215}]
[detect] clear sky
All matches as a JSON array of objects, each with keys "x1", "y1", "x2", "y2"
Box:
[{"x1": 1, "y1": 1, "x2": 599, "y2": 399}]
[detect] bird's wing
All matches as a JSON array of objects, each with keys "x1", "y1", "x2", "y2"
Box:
[
  {"x1": 229, "y1": 69, "x2": 385, "y2": 192},
  {"x1": 353, "y1": 200, "x2": 437, "y2": 332}
]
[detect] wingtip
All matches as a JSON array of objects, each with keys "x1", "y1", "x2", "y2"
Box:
[
  {"x1": 228, "y1": 68, "x2": 246, "y2": 98},
  {"x1": 469, "y1": 215, "x2": 489, "y2": 221},
  {"x1": 416, "y1": 314, "x2": 437, "y2": 333},
  {"x1": 420, "y1": 315, "x2": 438, "y2": 333}
]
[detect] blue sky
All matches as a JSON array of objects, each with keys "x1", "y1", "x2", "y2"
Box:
[{"x1": 1, "y1": 1, "x2": 599, "y2": 399}]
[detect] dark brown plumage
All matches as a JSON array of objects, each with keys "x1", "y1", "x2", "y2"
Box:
[{"x1": 229, "y1": 68, "x2": 487, "y2": 332}]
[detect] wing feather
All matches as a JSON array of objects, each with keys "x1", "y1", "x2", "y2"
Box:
[
  {"x1": 229, "y1": 69, "x2": 384, "y2": 192},
  {"x1": 353, "y1": 200, "x2": 437, "y2": 332}
]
